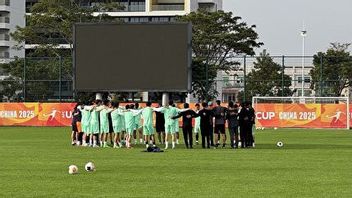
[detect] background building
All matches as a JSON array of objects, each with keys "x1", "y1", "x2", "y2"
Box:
[
  {"x1": 26, "y1": 0, "x2": 223, "y2": 53},
  {"x1": 218, "y1": 57, "x2": 314, "y2": 102},
  {"x1": 0, "y1": 0, "x2": 25, "y2": 61}
]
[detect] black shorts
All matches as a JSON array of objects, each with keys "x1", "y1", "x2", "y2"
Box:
[
  {"x1": 214, "y1": 124, "x2": 225, "y2": 134},
  {"x1": 72, "y1": 123, "x2": 78, "y2": 132},
  {"x1": 155, "y1": 124, "x2": 165, "y2": 133}
]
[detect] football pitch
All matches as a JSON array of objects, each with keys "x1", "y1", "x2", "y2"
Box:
[{"x1": 1, "y1": 127, "x2": 351, "y2": 197}]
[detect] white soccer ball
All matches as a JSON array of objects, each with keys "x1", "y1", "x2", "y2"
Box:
[
  {"x1": 276, "y1": 141, "x2": 284, "y2": 147},
  {"x1": 85, "y1": 162, "x2": 95, "y2": 172},
  {"x1": 274, "y1": 127, "x2": 278, "y2": 130},
  {"x1": 68, "y1": 165, "x2": 78, "y2": 174}
]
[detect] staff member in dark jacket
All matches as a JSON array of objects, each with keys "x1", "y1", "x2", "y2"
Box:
[
  {"x1": 172, "y1": 103, "x2": 197, "y2": 149},
  {"x1": 194, "y1": 102, "x2": 214, "y2": 149},
  {"x1": 71, "y1": 103, "x2": 82, "y2": 146},
  {"x1": 238, "y1": 102, "x2": 250, "y2": 148},
  {"x1": 155, "y1": 103, "x2": 165, "y2": 144},
  {"x1": 108, "y1": 104, "x2": 114, "y2": 145},
  {"x1": 239, "y1": 102, "x2": 255, "y2": 148},
  {"x1": 248, "y1": 103, "x2": 256, "y2": 147},
  {"x1": 227, "y1": 102, "x2": 239, "y2": 149}
]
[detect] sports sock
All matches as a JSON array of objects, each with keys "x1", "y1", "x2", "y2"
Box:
[
  {"x1": 172, "y1": 141, "x2": 175, "y2": 148},
  {"x1": 126, "y1": 138, "x2": 130, "y2": 148}
]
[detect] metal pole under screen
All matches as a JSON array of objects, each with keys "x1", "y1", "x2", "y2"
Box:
[
  {"x1": 96, "y1": 93, "x2": 102, "y2": 100},
  {"x1": 162, "y1": 93, "x2": 169, "y2": 107}
]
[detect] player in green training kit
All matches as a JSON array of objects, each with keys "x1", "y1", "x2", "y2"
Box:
[
  {"x1": 154, "y1": 101, "x2": 187, "y2": 149},
  {"x1": 90, "y1": 100, "x2": 105, "y2": 147},
  {"x1": 120, "y1": 110, "x2": 126, "y2": 146},
  {"x1": 82, "y1": 102, "x2": 97, "y2": 146},
  {"x1": 100, "y1": 100, "x2": 113, "y2": 148},
  {"x1": 110, "y1": 102, "x2": 124, "y2": 148},
  {"x1": 133, "y1": 103, "x2": 143, "y2": 144},
  {"x1": 80, "y1": 104, "x2": 91, "y2": 147},
  {"x1": 141, "y1": 102, "x2": 156, "y2": 148},
  {"x1": 172, "y1": 104, "x2": 180, "y2": 144},
  {"x1": 122, "y1": 105, "x2": 143, "y2": 149}
]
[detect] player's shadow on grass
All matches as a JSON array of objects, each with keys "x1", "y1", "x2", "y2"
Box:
[{"x1": 257, "y1": 144, "x2": 352, "y2": 150}]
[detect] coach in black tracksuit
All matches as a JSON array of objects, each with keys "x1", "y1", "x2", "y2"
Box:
[
  {"x1": 238, "y1": 102, "x2": 250, "y2": 148},
  {"x1": 194, "y1": 102, "x2": 214, "y2": 149},
  {"x1": 172, "y1": 103, "x2": 197, "y2": 149},
  {"x1": 227, "y1": 102, "x2": 239, "y2": 149},
  {"x1": 239, "y1": 102, "x2": 255, "y2": 148},
  {"x1": 248, "y1": 104, "x2": 256, "y2": 147},
  {"x1": 155, "y1": 104, "x2": 165, "y2": 144}
]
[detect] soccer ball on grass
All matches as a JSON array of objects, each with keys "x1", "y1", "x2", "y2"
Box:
[
  {"x1": 276, "y1": 141, "x2": 284, "y2": 147},
  {"x1": 85, "y1": 162, "x2": 96, "y2": 172},
  {"x1": 68, "y1": 165, "x2": 78, "y2": 174}
]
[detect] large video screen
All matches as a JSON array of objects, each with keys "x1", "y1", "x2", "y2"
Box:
[{"x1": 74, "y1": 23, "x2": 192, "y2": 92}]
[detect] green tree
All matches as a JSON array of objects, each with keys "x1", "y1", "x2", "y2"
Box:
[
  {"x1": 0, "y1": 0, "x2": 122, "y2": 101},
  {"x1": 11, "y1": 0, "x2": 122, "y2": 57},
  {"x1": 0, "y1": 57, "x2": 70, "y2": 101},
  {"x1": 178, "y1": 10, "x2": 262, "y2": 101},
  {"x1": 310, "y1": 43, "x2": 352, "y2": 97},
  {"x1": 237, "y1": 50, "x2": 293, "y2": 102},
  {"x1": 0, "y1": 76, "x2": 23, "y2": 101}
]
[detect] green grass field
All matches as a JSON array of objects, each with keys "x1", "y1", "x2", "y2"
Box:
[{"x1": 0, "y1": 127, "x2": 351, "y2": 197}]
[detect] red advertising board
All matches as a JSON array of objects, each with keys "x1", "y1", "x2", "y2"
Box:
[{"x1": 255, "y1": 103, "x2": 348, "y2": 128}]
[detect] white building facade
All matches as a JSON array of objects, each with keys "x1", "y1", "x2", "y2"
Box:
[{"x1": 0, "y1": 0, "x2": 25, "y2": 61}]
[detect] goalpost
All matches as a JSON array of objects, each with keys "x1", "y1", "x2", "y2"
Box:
[{"x1": 252, "y1": 97, "x2": 350, "y2": 129}]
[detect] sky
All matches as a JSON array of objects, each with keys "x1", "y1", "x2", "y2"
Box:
[{"x1": 223, "y1": 0, "x2": 352, "y2": 56}]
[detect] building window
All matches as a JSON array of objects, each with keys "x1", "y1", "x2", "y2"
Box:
[
  {"x1": 223, "y1": 76, "x2": 232, "y2": 87},
  {"x1": 297, "y1": 76, "x2": 311, "y2": 83},
  {"x1": 235, "y1": 76, "x2": 244, "y2": 84},
  {"x1": 222, "y1": 93, "x2": 236, "y2": 103},
  {"x1": 151, "y1": 17, "x2": 170, "y2": 22},
  {"x1": 297, "y1": 89, "x2": 311, "y2": 96},
  {"x1": 198, "y1": 3, "x2": 216, "y2": 12}
]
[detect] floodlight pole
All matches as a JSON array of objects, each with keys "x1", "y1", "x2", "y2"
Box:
[
  {"x1": 301, "y1": 27, "x2": 307, "y2": 97},
  {"x1": 23, "y1": 58, "x2": 26, "y2": 102},
  {"x1": 142, "y1": 92, "x2": 148, "y2": 102},
  {"x1": 243, "y1": 55, "x2": 247, "y2": 102},
  {"x1": 281, "y1": 55, "x2": 285, "y2": 97},
  {"x1": 59, "y1": 56, "x2": 62, "y2": 102}
]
